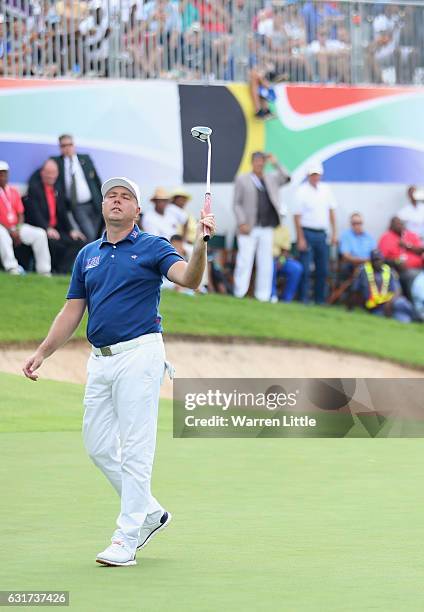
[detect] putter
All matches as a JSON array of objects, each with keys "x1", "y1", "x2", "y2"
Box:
[{"x1": 191, "y1": 126, "x2": 213, "y2": 242}]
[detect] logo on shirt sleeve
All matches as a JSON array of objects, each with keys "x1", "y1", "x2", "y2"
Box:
[{"x1": 85, "y1": 255, "x2": 101, "y2": 270}]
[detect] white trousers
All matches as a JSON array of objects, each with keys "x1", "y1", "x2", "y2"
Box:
[
  {"x1": 83, "y1": 334, "x2": 166, "y2": 553},
  {"x1": 233, "y1": 226, "x2": 274, "y2": 301},
  {"x1": 0, "y1": 223, "x2": 51, "y2": 273}
]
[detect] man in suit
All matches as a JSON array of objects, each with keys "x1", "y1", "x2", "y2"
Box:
[
  {"x1": 233, "y1": 151, "x2": 291, "y2": 301},
  {"x1": 25, "y1": 159, "x2": 86, "y2": 273},
  {"x1": 53, "y1": 134, "x2": 103, "y2": 242}
]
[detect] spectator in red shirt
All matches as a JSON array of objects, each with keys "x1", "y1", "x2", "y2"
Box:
[
  {"x1": 0, "y1": 161, "x2": 51, "y2": 275},
  {"x1": 196, "y1": 0, "x2": 230, "y2": 34},
  {"x1": 24, "y1": 159, "x2": 87, "y2": 274},
  {"x1": 378, "y1": 215, "x2": 423, "y2": 296}
]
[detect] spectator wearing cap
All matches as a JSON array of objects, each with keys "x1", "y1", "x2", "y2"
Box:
[
  {"x1": 142, "y1": 187, "x2": 179, "y2": 240},
  {"x1": 24, "y1": 159, "x2": 87, "y2": 274},
  {"x1": 351, "y1": 249, "x2": 414, "y2": 323},
  {"x1": 53, "y1": 134, "x2": 103, "y2": 242},
  {"x1": 398, "y1": 186, "x2": 424, "y2": 241},
  {"x1": 0, "y1": 161, "x2": 51, "y2": 275},
  {"x1": 293, "y1": 164, "x2": 337, "y2": 304},
  {"x1": 233, "y1": 151, "x2": 290, "y2": 302},
  {"x1": 339, "y1": 213, "x2": 376, "y2": 276}
]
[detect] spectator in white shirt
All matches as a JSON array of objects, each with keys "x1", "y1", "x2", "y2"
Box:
[
  {"x1": 166, "y1": 189, "x2": 189, "y2": 237},
  {"x1": 293, "y1": 164, "x2": 337, "y2": 304},
  {"x1": 398, "y1": 186, "x2": 424, "y2": 240},
  {"x1": 141, "y1": 187, "x2": 179, "y2": 240}
]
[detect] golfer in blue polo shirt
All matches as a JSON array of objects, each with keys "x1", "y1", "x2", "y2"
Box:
[{"x1": 23, "y1": 176, "x2": 216, "y2": 567}]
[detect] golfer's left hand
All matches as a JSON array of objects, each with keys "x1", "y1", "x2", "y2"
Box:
[
  {"x1": 196, "y1": 209, "x2": 216, "y2": 242},
  {"x1": 22, "y1": 351, "x2": 44, "y2": 381}
]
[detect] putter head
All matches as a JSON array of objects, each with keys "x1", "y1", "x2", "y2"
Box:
[{"x1": 191, "y1": 126, "x2": 212, "y2": 142}]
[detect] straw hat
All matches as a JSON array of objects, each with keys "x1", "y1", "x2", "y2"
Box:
[
  {"x1": 170, "y1": 187, "x2": 192, "y2": 201},
  {"x1": 150, "y1": 187, "x2": 171, "y2": 201}
]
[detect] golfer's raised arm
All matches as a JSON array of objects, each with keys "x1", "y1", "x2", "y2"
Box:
[
  {"x1": 22, "y1": 298, "x2": 86, "y2": 381},
  {"x1": 167, "y1": 209, "x2": 216, "y2": 289}
]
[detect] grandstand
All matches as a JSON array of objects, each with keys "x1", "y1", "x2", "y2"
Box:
[{"x1": 1, "y1": 0, "x2": 424, "y2": 85}]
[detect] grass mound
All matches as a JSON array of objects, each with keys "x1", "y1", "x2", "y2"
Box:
[{"x1": 1, "y1": 273, "x2": 424, "y2": 367}]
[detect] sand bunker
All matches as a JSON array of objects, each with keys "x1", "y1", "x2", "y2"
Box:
[{"x1": 1, "y1": 338, "x2": 421, "y2": 398}]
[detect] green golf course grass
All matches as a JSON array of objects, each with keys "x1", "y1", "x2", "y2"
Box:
[
  {"x1": 1, "y1": 273, "x2": 424, "y2": 367},
  {"x1": 1, "y1": 372, "x2": 424, "y2": 611}
]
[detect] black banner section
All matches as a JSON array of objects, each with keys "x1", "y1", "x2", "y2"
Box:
[
  {"x1": 179, "y1": 84, "x2": 246, "y2": 183},
  {"x1": 173, "y1": 378, "x2": 424, "y2": 438}
]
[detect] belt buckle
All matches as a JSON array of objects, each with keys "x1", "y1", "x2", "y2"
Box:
[{"x1": 100, "y1": 346, "x2": 113, "y2": 356}]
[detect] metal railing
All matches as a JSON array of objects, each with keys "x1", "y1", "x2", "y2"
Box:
[{"x1": 0, "y1": 1, "x2": 423, "y2": 85}]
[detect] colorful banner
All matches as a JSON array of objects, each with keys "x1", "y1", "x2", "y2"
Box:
[
  {"x1": 269, "y1": 85, "x2": 424, "y2": 183},
  {"x1": 180, "y1": 83, "x2": 424, "y2": 184},
  {"x1": 0, "y1": 79, "x2": 183, "y2": 189},
  {"x1": 1, "y1": 79, "x2": 424, "y2": 189}
]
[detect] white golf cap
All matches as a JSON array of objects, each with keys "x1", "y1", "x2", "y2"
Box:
[
  {"x1": 307, "y1": 163, "x2": 324, "y2": 176},
  {"x1": 0, "y1": 161, "x2": 10, "y2": 171},
  {"x1": 101, "y1": 177, "x2": 141, "y2": 204}
]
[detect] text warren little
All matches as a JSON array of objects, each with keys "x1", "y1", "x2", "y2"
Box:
[{"x1": 184, "y1": 415, "x2": 317, "y2": 427}]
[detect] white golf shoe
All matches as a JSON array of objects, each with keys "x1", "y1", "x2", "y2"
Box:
[
  {"x1": 96, "y1": 539, "x2": 137, "y2": 567},
  {"x1": 137, "y1": 511, "x2": 172, "y2": 551}
]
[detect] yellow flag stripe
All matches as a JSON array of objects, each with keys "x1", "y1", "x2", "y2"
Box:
[{"x1": 227, "y1": 83, "x2": 265, "y2": 177}]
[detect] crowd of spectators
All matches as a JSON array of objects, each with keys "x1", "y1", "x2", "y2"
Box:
[
  {"x1": 1, "y1": 1, "x2": 423, "y2": 87},
  {"x1": 0, "y1": 134, "x2": 101, "y2": 275},
  {"x1": 2, "y1": 137, "x2": 424, "y2": 324},
  {"x1": 231, "y1": 150, "x2": 424, "y2": 323}
]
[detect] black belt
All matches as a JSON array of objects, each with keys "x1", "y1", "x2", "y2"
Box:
[{"x1": 302, "y1": 227, "x2": 326, "y2": 233}]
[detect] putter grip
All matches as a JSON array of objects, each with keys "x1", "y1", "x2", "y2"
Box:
[{"x1": 203, "y1": 192, "x2": 211, "y2": 242}]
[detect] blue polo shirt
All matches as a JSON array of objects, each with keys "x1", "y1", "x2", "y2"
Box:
[
  {"x1": 340, "y1": 229, "x2": 376, "y2": 260},
  {"x1": 67, "y1": 225, "x2": 184, "y2": 347}
]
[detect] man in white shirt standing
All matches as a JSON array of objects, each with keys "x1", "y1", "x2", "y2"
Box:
[
  {"x1": 54, "y1": 134, "x2": 103, "y2": 242},
  {"x1": 293, "y1": 164, "x2": 337, "y2": 304},
  {"x1": 398, "y1": 186, "x2": 424, "y2": 241}
]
